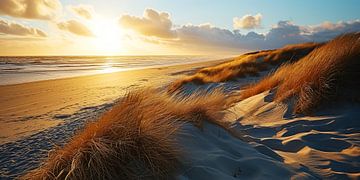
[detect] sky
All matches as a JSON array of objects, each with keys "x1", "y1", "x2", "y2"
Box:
[{"x1": 0, "y1": 0, "x2": 359, "y2": 56}]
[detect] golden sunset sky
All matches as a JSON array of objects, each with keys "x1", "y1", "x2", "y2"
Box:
[{"x1": 0, "y1": 0, "x2": 359, "y2": 56}]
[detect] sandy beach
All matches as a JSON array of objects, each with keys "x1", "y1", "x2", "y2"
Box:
[
  {"x1": 1, "y1": 34, "x2": 360, "y2": 179},
  {"x1": 0, "y1": 59, "x2": 225, "y2": 144},
  {"x1": 1, "y1": 1, "x2": 359, "y2": 179}
]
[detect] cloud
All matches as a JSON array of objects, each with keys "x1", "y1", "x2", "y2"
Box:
[
  {"x1": 263, "y1": 20, "x2": 308, "y2": 47},
  {"x1": 69, "y1": 5, "x2": 94, "y2": 20},
  {"x1": 176, "y1": 23, "x2": 245, "y2": 48},
  {"x1": 57, "y1": 20, "x2": 94, "y2": 37},
  {"x1": 305, "y1": 20, "x2": 360, "y2": 42},
  {"x1": 233, "y1": 13, "x2": 262, "y2": 29},
  {"x1": 173, "y1": 23, "x2": 266, "y2": 51},
  {"x1": 118, "y1": 9, "x2": 360, "y2": 53},
  {"x1": 167, "y1": 20, "x2": 360, "y2": 52},
  {"x1": 0, "y1": 18, "x2": 47, "y2": 37},
  {"x1": 181, "y1": 20, "x2": 360, "y2": 51},
  {"x1": 119, "y1": 8, "x2": 177, "y2": 38},
  {"x1": 262, "y1": 20, "x2": 360, "y2": 48},
  {"x1": 0, "y1": 0, "x2": 61, "y2": 20}
]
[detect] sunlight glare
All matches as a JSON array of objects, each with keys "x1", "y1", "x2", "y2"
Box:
[
  {"x1": 90, "y1": 18, "x2": 123, "y2": 55},
  {"x1": 100, "y1": 64, "x2": 118, "y2": 74}
]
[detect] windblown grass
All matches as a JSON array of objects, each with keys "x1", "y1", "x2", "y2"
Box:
[
  {"x1": 168, "y1": 42, "x2": 320, "y2": 93},
  {"x1": 240, "y1": 33, "x2": 360, "y2": 114},
  {"x1": 22, "y1": 88, "x2": 228, "y2": 180}
]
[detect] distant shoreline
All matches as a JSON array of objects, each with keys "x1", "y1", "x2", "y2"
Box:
[{"x1": 0, "y1": 55, "x2": 233, "y2": 86}]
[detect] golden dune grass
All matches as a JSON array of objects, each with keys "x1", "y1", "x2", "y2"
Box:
[
  {"x1": 168, "y1": 42, "x2": 320, "y2": 93},
  {"x1": 21, "y1": 88, "x2": 228, "y2": 180},
  {"x1": 240, "y1": 33, "x2": 360, "y2": 114}
]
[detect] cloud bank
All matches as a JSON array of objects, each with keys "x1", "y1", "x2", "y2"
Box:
[
  {"x1": 233, "y1": 13, "x2": 262, "y2": 29},
  {"x1": 69, "y1": 5, "x2": 94, "y2": 20},
  {"x1": 0, "y1": 0, "x2": 61, "y2": 20},
  {"x1": 119, "y1": 8, "x2": 176, "y2": 38},
  {"x1": 119, "y1": 9, "x2": 360, "y2": 52},
  {"x1": 57, "y1": 20, "x2": 94, "y2": 37},
  {"x1": 0, "y1": 18, "x2": 47, "y2": 37}
]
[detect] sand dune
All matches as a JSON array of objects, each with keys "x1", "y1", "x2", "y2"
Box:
[
  {"x1": 173, "y1": 33, "x2": 360, "y2": 179},
  {"x1": 176, "y1": 122, "x2": 315, "y2": 179},
  {"x1": 225, "y1": 90, "x2": 360, "y2": 179},
  {"x1": 1, "y1": 34, "x2": 359, "y2": 179}
]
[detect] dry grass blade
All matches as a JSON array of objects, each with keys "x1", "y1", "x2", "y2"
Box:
[
  {"x1": 168, "y1": 42, "x2": 320, "y2": 93},
  {"x1": 21, "y1": 88, "x2": 228, "y2": 180},
  {"x1": 240, "y1": 32, "x2": 360, "y2": 114}
]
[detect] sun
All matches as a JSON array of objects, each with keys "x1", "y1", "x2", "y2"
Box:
[{"x1": 89, "y1": 17, "x2": 124, "y2": 55}]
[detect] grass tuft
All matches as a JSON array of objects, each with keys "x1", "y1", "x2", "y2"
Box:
[
  {"x1": 21, "y1": 88, "x2": 228, "y2": 180},
  {"x1": 168, "y1": 42, "x2": 320, "y2": 93},
  {"x1": 240, "y1": 33, "x2": 360, "y2": 114}
]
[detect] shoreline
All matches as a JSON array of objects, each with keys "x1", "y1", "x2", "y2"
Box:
[
  {"x1": 0, "y1": 58, "x2": 227, "y2": 144},
  {"x1": 0, "y1": 56, "x2": 234, "y2": 86}
]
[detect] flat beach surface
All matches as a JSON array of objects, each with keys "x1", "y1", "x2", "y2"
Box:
[{"x1": 0, "y1": 59, "x2": 225, "y2": 144}]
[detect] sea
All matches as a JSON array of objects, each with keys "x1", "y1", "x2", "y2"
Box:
[{"x1": 0, "y1": 55, "x2": 231, "y2": 85}]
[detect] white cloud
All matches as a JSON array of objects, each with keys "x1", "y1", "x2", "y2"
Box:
[
  {"x1": 0, "y1": 0, "x2": 62, "y2": 20},
  {"x1": 118, "y1": 9, "x2": 360, "y2": 53},
  {"x1": 57, "y1": 20, "x2": 94, "y2": 37},
  {"x1": 0, "y1": 18, "x2": 47, "y2": 37},
  {"x1": 119, "y1": 8, "x2": 177, "y2": 38},
  {"x1": 69, "y1": 5, "x2": 94, "y2": 20},
  {"x1": 233, "y1": 13, "x2": 262, "y2": 29},
  {"x1": 174, "y1": 19, "x2": 360, "y2": 52},
  {"x1": 306, "y1": 20, "x2": 360, "y2": 42}
]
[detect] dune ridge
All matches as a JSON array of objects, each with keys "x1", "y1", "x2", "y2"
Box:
[
  {"x1": 21, "y1": 89, "x2": 227, "y2": 179},
  {"x1": 19, "y1": 33, "x2": 360, "y2": 179},
  {"x1": 240, "y1": 33, "x2": 360, "y2": 114},
  {"x1": 168, "y1": 42, "x2": 320, "y2": 93},
  {"x1": 168, "y1": 32, "x2": 360, "y2": 179}
]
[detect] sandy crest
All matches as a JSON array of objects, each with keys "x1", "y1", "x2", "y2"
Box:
[
  {"x1": 225, "y1": 90, "x2": 360, "y2": 179},
  {"x1": 176, "y1": 122, "x2": 315, "y2": 179},
  {"x1": 173, "y1": 76, "x2": 358, "y2": 179}
]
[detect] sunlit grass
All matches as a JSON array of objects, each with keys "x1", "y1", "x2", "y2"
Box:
[
  {"x1": 240, "y1": 33, "x2": 360, "y2": 113},
  {"x1": 22, "y1": 88, "x2": 228, "y2": 179},
  {"x1": 168, "y1": 42, "x2": 320, "y2": 93}
]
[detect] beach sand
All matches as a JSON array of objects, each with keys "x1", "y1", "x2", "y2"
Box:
[
  {"x1": 0, "y1": 59, "x2": 225, "y2": 144},
  {"x1": 1, "y1": 49, "x2": 359, "y2": 179}
]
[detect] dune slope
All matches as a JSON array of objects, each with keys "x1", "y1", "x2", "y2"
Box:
[
  {"x1": 18, "y1": 33, "x2": 360, "y2": 179},
  {"x1": 171, "y1": 33, "x2": 360, "y2": 179},
  {"x1": 169, "y1": 42, "x2": 320, "y2": 92},
  {"x1": 226, "y1": 90, "x2": 360, "y2": 179},
  {"x1": 21, "y1": 89, "x2": 227, "y2": 179},
  {"x1": 240, "y1": 33, "x2": 360, "y2": 114}
]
